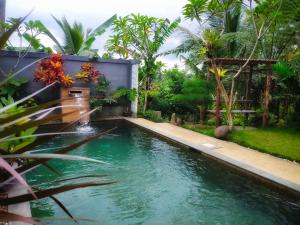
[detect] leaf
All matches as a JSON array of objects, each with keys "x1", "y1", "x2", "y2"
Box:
[
  {"x1": 16, "y1": 127, "x2": 117, "y2": 174},
  {"x1": 0, "y1": 210, "x2": 41, "y2": 225},
  {"x1": 42, "y1": 162, "x2": 61, "y2": 176},
  {"x1": 55, "y1": 175, "x2": 108, "y2": 183},
  {"x1": 0, "y1": 82, "x2": 56, "y2": 113},
  {"x1": 0, "y1": 99, "x2": 60, "y2": 125},
  {"x1": 32, "y1": 186, "x2": 77, "y2": 223},
  {"x1": 1, "y1": 153, "x2": 110, "y2": 165},
  {"x1": 13, "y1": 108, "x2": 100, "y2": 155},
  {"x1": 0, "y1": 58, "x2": 44, "y2": 87},
  {"x1": 0, "y1": 158, "x2": 37, "y2": 199},
  {"x1": 91, "y1": 14, "x2": 117, "y2": 37},
  {"x1": 0, "y1": 110, "x2": 76, "y2": 140},
  {"x1": 0, "y1": 181, "x2": 115, "y2": 205},
  {"x1": 0, "y1": 11, "x2": 32, "y2": 50},
  {"x1": 49, "y1": 195, "x2": 78, "y2": 223}
]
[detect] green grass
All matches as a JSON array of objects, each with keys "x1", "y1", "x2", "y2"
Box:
[
  {"x1": 183, "y1": 124, "x2": 300, "y2": 162},
  {"x1": 183, "y1": 124, "x2": 215, "y2": 137},
  {"x1": 228, "y1": 128, "x2": 300, "y2": 162}
]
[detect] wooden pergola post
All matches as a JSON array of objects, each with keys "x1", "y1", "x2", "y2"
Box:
[
  {"x1": 245, "y1": 65, "x2": 253, "y2": 102},
  {"x1": 262, "y1": 63, "x2": 272, "y2": 127}
]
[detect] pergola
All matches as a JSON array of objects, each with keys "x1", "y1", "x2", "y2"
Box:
[{"x1": 205, "y1": 58, "x2": 277, "y2": 127}]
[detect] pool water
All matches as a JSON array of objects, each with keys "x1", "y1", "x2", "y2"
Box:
[{"x1": 27, "y1": 123, "x2": 300, "y2": 225}]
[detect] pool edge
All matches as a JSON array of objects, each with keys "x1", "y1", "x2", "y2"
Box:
[{"x1": 123, "y1": 117, "x2": 300, "y2": 198}]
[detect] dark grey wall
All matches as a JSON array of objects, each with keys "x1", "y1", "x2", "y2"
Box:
[
  {"x1": 0, "y1": 50, "x2": 139, "y2": 102},
  {"x1": 0, "y1": 0, "x2": 5, "y2": 21}
]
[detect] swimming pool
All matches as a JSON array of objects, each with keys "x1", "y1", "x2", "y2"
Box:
[{"x1": 27, "y1": 122, "x2": 300, "y2": 225}]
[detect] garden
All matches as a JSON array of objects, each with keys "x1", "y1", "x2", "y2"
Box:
[{"x1": 0, "y1": 0, "x2": 300, "y2": 224}]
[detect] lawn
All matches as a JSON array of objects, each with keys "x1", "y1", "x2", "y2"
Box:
[{"x1": 183, "y1": 124, "x2": 300, "y2": 162}]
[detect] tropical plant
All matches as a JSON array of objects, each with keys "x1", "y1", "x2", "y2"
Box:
[
  {"x1": 106, "y1": 14, "x2": 180, "y2": 113},
  {"x1": 0, "y1": 77, "x2": 28, "y2": 98},
  {"x1": 34, "y1": 53, "x2": 74, "y2": 87},
  {"x1": 112, "y1": 87, "x2": 137, "y2": 103},
  {"x1": 0, "y1": 25, "x2": 114, "y2": 221},
  {"x1": 174, "y1": 79, "x2": 213, "y2": 124},
  {"x1": 174, "y1": 0, "x2": 283, "y2": 130},
  {"x1": 151, "y1": 67, "x2": 190, "y2": 115},
  {"x1": 76, "y1": 63, "x2": 101, "y2": 82},
  {"x1": 31, "y1": 14, "x2": 117, "y2": 56}
]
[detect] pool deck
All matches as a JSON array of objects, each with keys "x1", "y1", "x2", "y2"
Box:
[{"x1": 124, "y1": 118, "x2": 300, "y2": 195}]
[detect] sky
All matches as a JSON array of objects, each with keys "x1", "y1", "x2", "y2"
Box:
[{"x1": 6, "y1": 0, "x2": 196, "y2": 68}]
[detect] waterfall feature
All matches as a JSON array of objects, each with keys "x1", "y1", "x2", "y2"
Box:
[
  {"x1": 74, "y1": 93, "x2": 94, "y2": 133},
  {"x1": 61, "y1": 87, "x2": 94, "y2": 132}
]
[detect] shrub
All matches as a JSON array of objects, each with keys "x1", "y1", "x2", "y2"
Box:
[
  {"x1": 207, "y1": 118, "x2": 216, "y2": 126},
  {"x1": 140, "y1": 110, "x2": 164, "y2": 122}
]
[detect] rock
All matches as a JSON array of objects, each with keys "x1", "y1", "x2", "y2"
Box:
[
  {"x1": 214, "y1": 125, "x2": 230, "y2": 139},
  {"x1": 176, "y1": 117, "x2": 183, "y2": 126},
  {"x1": 170, "y1": 113, "x2": 176, "y2": 125}
]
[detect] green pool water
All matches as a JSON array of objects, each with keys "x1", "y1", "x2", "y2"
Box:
[{"x1": 27, "y1": 122, "x2": 300, "y2": 225}]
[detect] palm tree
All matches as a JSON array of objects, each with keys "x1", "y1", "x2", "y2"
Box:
[{"x1": 35, "y1": 14, "x2": 117, "y2": 56}]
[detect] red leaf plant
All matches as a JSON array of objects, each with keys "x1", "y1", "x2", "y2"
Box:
[
  {"x1": 34, "y1": 54, "x2": 74, "y2": 87},
  {"x1": 76, "y1": 63, "x2": 101, "y2": 83}
]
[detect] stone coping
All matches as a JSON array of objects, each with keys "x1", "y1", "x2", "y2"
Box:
[
  {"x1": 124, "y1": 117, "x2": 300, "y2": 197},
  {"x1": 0, "y1": 50, "x2": 140, "y2": 65}
]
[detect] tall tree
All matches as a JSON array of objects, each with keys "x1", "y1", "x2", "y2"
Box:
[{"x1": 106, "y1": 14, "x2": 180, "y2": 113}]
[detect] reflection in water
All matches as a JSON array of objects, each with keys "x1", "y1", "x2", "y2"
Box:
[{"x1": 27, "y1": 124, "x2": 300, "y2": 225}]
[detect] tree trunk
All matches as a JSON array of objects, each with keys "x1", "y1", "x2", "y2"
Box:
[
  {"x1": 226, "y1": 110, "x2": 234, "y2": 131},
  {"x1": 143, "y1": 77, "x2": 148, "y2": 114},
  {"x1": 215, "y1": 86, "x2": 221, "y2": 127},
  {"x1": 199, "y1": 106, "x2": 206, "y2": 125},
  {"x1": 262, "y1": 65, "x2": 272, "y2": 127}
]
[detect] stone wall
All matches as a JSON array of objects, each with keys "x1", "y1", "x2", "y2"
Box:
[{"x1": 0, "y1": 50, "x2": 139, "y2": 117}]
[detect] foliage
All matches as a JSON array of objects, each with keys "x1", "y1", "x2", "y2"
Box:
[
  {"x1": 113, "y1": 87, "x2": 137, "y2": 102},
  {"x1": 0, "y1": 82, "x2": 114, "y2": 223},
  {"x1": 106, "y1": 14, "x2": 180, "y2": 112},
  {"x1": 34, "y1": 15, "x2": 117, "y2": 56},
  {"x1": 174, "y1": 79, "x2": 213, "y2": 106},
  {"x1": 95, "y1": 76, "x2": 110, "y2": 95},
  {"x1": 140, "y1": 110, "x2": 164, "y2": 123},
  {"x1": 34, "y1": 53, "x2": 74, "y2": 87},
  {"x1": 0, "y1": 77, "x2": 28, "y2": 98},
  {"x1": 76, "y1": 63, "x2": 101, "y2": 82},
  {"x1": 0, "y1": 12, "x2": 30, "y2": 50},
  {"x1": 90, "y1": 76, "x2": 115, "y2": 109},
  {"x1": 151, "y1": 67, "x2": 190, "y2": 115}
]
